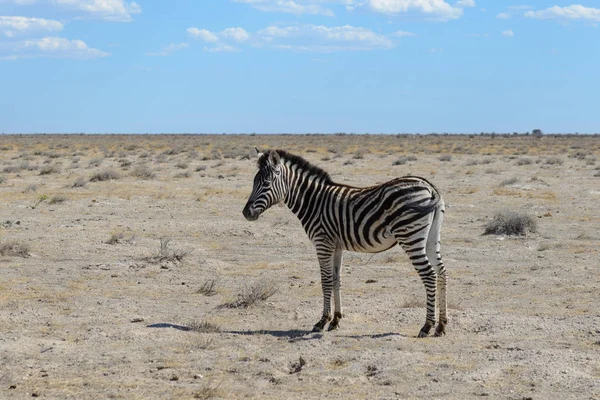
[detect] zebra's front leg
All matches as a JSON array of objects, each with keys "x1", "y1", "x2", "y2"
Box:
[
  {"x1": 312, "y1": 249, "x2": 334, "y2": 332},
  {"x1": 328, "y1": 249, "x2": 343, "y2": 331}
]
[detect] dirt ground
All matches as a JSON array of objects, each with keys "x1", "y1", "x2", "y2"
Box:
[{"x1": 0, "y1": 134, "x2": 599, "y2": 399}]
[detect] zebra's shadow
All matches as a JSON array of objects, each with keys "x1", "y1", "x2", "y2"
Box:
[
  {"x1": 147, "y1": 323, "x2": 192, "y2": 331},
  {"x1": 223, "y1": 329, "x2": 315, "y2": 340}
]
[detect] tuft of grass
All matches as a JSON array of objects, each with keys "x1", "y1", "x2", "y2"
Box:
[
  {"x1": 174, "y1": 171, "x2": 191, "y2": 179},
  {"x1": 0, "y1": 240, "x2": 31, "y2": 257},
  {"x1": 516, "y1": 158, "x2": 532, "y2": 166},
  {"x1": 439, "y1": 154, "x2": 452, "y2": 162},
  {"x1": 392, "y1": 156, "x2": 408, "y2": 166},
  {"x1": 193, "y1": 383, "x2": 223, "y2": 400},
  {"x1": 197, "y1": 279, "x2": 218, "y2": 296},
  {"x1": 89, "y1": 169, "x2": 120, "y2": 182},
  {"x1": 188, "y1": 320, "x2": 221, "y2": 333},
  {"x1": 483, "y1": 210, "x2": 537, "y2": 236},
  {"x1": 48, "y1": 195, "x2": 67, "y2": 204},
  {"x1": 223, "y1": 280, "x2": 278, "y2": 309},
  {"x1": 105, "y1": 231, "x2": 135, "y2": 245},
  {"x1": 39, "y1": 165, "x2": 61, "y2": 175},
  {"x1": 144, "y1": 237, "x2": 190, "y2": 264},
  {"x1": 131, "y1": 164, "x2": 156, "y2": 180},
  {"x1": 71, "y1": 177, "x2": 87, "y2": 188},
  {"x1": 545, "y1": 157, "x2": 563, "y2": 165},
  {"x1": 499, "y1": 177, "x2": 519, "y2": 186}
]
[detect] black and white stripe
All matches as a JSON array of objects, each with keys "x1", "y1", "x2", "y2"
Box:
[{"x1": 243, "y1": 149, "x2": 448, "y2": 337}]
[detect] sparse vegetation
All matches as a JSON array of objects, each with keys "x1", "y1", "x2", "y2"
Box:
[
  {"x1": 143, "y1": 237, "x2": 190, "y2": 264},
  {"x1": 89, "y1": 169, "x2": 120, "y2": 182},
  {"x1": 0, "y1": 240, "x2": 31, "y2": 257},
  {"x1": 48, "y1": 195, "x2": 67, "y2": 204},
  {"x1": 71, "y1": 177, "x2": 87, "y2": 188},
  {"x1": 483, "y1": 210, "x2": 537, "y2": 236},
  {"x1": 131, "y1": 164, "x2": 156, "y2": 179},
  {"x1": 223, "y1": 280, "x2": 278, "y2": 309},
  {"x1": 197, "y1": 279, "x2": 218, "y2": 296},
  {"x1": 499, "y1": 177, "x2": 519, "y2": 186},
  {"x1": 188, "y1": 320, "x2": 221, "y2": 333}
]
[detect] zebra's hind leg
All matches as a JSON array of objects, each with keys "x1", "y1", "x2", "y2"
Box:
[
  {"x1": 396, "y1": 224, "x2": 437, "y2": 338},
  {"x1": 312, "y1": 248, "x2": 334, "y2": 332},
  {"x1": 328, "y1": 249, "x2": 344, "y2": 331},
  {"x1": 427, "y1": 207, "x2": 447, "y2": 337}
]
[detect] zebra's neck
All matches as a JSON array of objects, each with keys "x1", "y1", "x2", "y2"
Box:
[{"x1": 282, "y1": 159, "x2": 339, "y2": 225}]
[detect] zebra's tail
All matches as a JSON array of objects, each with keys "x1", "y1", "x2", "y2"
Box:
[{"x1": 404, "y1": 184, "x2": 443, "y2": 217}]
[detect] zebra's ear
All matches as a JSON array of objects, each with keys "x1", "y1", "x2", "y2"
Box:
[
  {"x1": 268, "y1": 150, "x2": 281, "y2": 167},
  {"x1": 254, "y1": 147, "x2": 263, "y2": 158}
]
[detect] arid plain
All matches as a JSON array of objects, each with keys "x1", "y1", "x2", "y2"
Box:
[{"x1": 0, "y1": 134, "x2": 599, "y2": 399}]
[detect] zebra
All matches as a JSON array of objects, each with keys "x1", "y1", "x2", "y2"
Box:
[{"x1": 242, "y1": 149, "x2": 447, "y2": 338}]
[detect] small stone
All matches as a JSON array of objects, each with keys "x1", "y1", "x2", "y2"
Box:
[{"x1": 130, "y1": 317, "x2": 144, "y2": 323}]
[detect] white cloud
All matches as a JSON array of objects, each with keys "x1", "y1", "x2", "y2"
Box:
[
  {"x1": 455, "y1": 0, "x2": 474, "y2": 7},
  {"x1": 257, "y1": 25, "x2": 300, "y2": 37},
  {"x1": 1, "y1": 36, "x2": 109, "y2": 59},
  {"x1": 221, "y1": 27, "x2": 249, "y2": 42},
  {"x1": 0, "y1": 16, "x2": 63, "y2": 37},
  {"x1": 205, "y1": 45, "x2": 239, "y2": 53},
  {"x1": 501, "y1": 29, "x2": 514, "y2": 37},
  {"x1": 391, "y1": 30, "x2": 416, "y2": 37},
  {"x1": 3, "y1": 0, "x2": 142, "y2": 21},
  {"x1": 508, "y1": 5, "x2": 531, "y2": 10},
  {"x1": 367, "y1": 0, "x2": 463, "y2": 21},
  {"x1": 525, "y1": 5, "x2": 600, "y2": 22},
  {"x1": 146, "y1": 42, "x2": 189, "y2": 57},
  {"x1": 54, "y1": 0, "x2": 141, "y2": 21},
  {"x1": 258, "y1": 24, "x2": 396, "y2": 51},
  {"x1": 496, "y1": 12, "x2": 510, "y2": 19},
  {"x1": 187, "y1": 27, "x2": 219, "y2": 42},
  {"x1": 190, "y1": 23, "x2": 410, "y2": 53},
  {"x1": 233, "y1": 0, "x2": 335, "y2": 16}
]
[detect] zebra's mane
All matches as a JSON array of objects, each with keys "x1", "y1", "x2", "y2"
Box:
[{"x1": 258, "y1": 150, "x2": 333, "y2": 184}]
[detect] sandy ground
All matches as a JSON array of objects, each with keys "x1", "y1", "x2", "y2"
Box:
[{"x1": 0, "y1": 134, "x2": 599, "y2": 399}]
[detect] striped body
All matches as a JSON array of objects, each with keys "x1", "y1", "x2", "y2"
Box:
[{"x1": 243, "y1": 150, "x2": 448, "y2": 337}]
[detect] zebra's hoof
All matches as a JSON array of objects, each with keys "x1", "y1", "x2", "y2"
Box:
[
  {"x1": 327, "y1": 320, "x2": 340, "y2": 331},
  {"x1": 417, "y1": 330, "x2": 429, "y2": 338},
  {"x1": 434, "y1": 324, "x2": 446, "y2": 337},
  {"x1": 312, "y1": 325, "x2": 324, "y2": 333}
]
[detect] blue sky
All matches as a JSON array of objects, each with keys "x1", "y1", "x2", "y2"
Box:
[{"x1": 0, "y1": 1, "x2": 599, "y2": 134}]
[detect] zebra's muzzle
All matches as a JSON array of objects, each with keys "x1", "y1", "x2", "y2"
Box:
[{"x1": 243, "y1": 204, "x2": 260, "y2": 221}]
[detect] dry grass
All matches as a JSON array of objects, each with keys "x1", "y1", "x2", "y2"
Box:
[
  {"x1": 188, "y1": 320, "x2": 221, "y2": 333},
  {"x1": 143, "y1": 237, "x2": 190, "y2": 264},
  {"x1": 223, "y1": 280, "x2": 278, "y2": 309},
  {"x1": 89, "y1": 169, "x2": 120, "y2": 182},
  {"x1": 197, "y1": 279, "x2": 218, "y2": 296},
  {"x1": 0, "y1": 240, "x2": 31, "y2": 257},
  {"x1": 483, "y1": 210, "x2": 537, "y2": 236}
]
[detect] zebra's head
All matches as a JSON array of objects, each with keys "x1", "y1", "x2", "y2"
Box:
[{"x1": 243, "y1": 149, "x2": 285, "y2": 221}]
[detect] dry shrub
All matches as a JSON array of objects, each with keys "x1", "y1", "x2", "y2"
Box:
[
  {"x1": 223, "y1": 280, "x2": 278, "y2": 308},
  {"x1": 144, "y1": 237, "x2": 189, "y2": 264},
  {"x1": 131, "y1": 164, "x2": 155, "y2": 179},
  {"x1": 39, "y1": 165, "x2": 61, "y2": 175},
  {"x1": 89, "y1": 169, "x2": 120, "y2": 182},
  {"x1": 484, "y1": 210, "x2": 537, "y2": 236},
  {"x1": 197, "y1": 279, "x2": 218, "y2": 296},
  {"x1": 48, "y1": 195, "x2": 67, "y2": 204},
  {"x1": 0, "y1": 240, "x2": 30, "y2": 257},
  {"x1": 499, "y1": 177, "x2": 518, "y2": 186},
  {"x1": 71, "y1": 177, "x2": 87, "y2": 188},
  {"x1": 188, "y1": 320, "x2": 221, "y2": 333}
]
